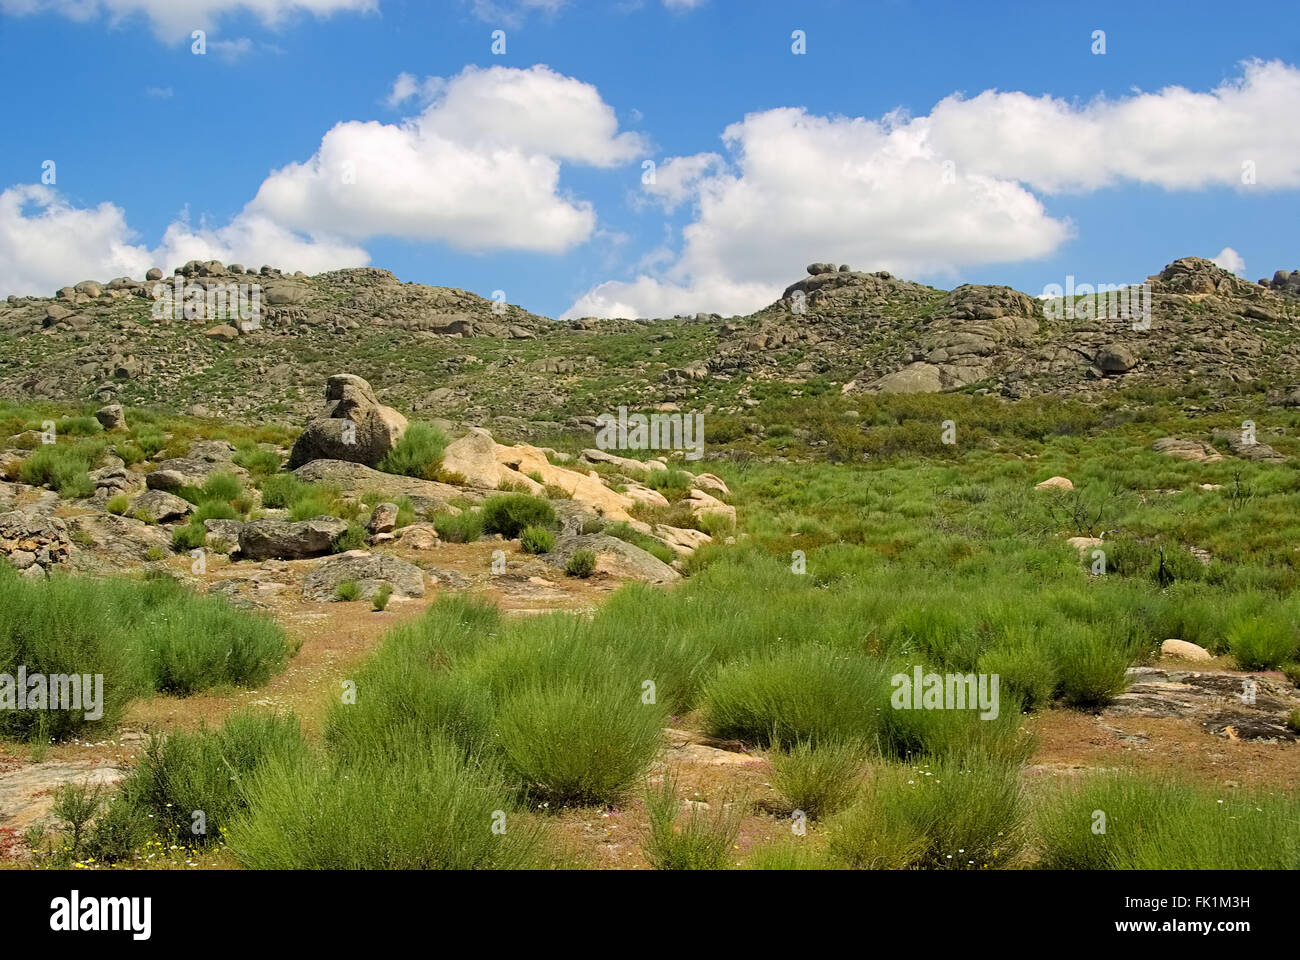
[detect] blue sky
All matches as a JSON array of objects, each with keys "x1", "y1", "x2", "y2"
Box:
[{"x1": 1, "y1": 0, "x2": 1297, "y2": 318}]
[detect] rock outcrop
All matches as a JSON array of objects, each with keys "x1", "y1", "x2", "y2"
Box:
[{"x1": 288, "y1": 374, "x2": 408, "y2": 469}]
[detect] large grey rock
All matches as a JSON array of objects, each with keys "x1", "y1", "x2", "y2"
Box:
[
  {"x1": 865, "y1": 362, "x2": 943, "y2": 394},
  {"x1": 287, "y1": 374, "x2": 408, "y2": 469},
  {"x1": 1094, "y1": 344, "x2": 1138, "y2": 374},
  {"x1": 545, "y1": 533, "x2": 679, "y2": 583},
  {"x1": 239, "y1": 518, "x2": 349, "y2": 560},
  {"x1": 291, "y1": 459, "x2": 461, "y2": 507},
  {"x1": 94, "y1": 404, "x2": 126, "y2": 430},
  {"x1": 1151, "y1": 437, "x2": 1224, "y2": 463},
  {"x1": 128, "y1": 489, "x2": 193, "y2": 523},
  {"x1": 145, "y1": 440, "x2": 241, "y2": 492},
  {"x1": 302, "y1": 552, "x2": 425, "y2": 601}
]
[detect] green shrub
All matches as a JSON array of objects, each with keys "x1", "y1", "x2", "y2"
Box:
[
  {"x1": 227, "y1": 739, "x2": 546, "y2": 869},
  {"x1": 171, "y1": 521, "x2": 207, "y2": 552},
  {"x1": 978, "y1": 644, "x2": 1058, "y2": 712},
  {"x1": 333, "y1": 522, "x2": 368, "y2": 553},
  {"x1": 701, "y1": 645, "x2": 890, "y2": 748},
  {"x1": 142, "y1": 591, "x2": 290, "y2": 694},
  {"x1": 519, "y1": 525, "x2": 555, "y2": 554},
  {"x1": 233, "y1": 444, "x2": 281, "y2": 475},
  {"x1": 495, "y1": 680, "x2": 665, "y2": 805},
  {"x1": 565, "y1": 550, "x2": 597, "y2": 578},
  {"x1": 334, "y1": 580, "x2": 361, "y2": 602},
  {"x1": 743, "y1": 840, "x2": 832, "y2": 870},
  {"x1": 0, "y1": 569, "x2": 144, "y2": 740},
  {"x1": 372, "y1": 583, "x2": 393, "y2": 612},
  {"x1": 828, "y1": 756, "x2": 1026, "y2": 869},
  {"x1": 1227, "y1": 616, "x2": 1297, "y2": 670},
  {"x1": 641, "y1": 773, "x2": 743, "y2": 870},
  {"x1": 377, "y1": 422, "x2": 450, "y2": 479},
  {"x1": 1282, "y1": 662, "x2": 1300, "y2": 687},
  {"x1": 199, "y1": 471, "x2": 243, "y2": 504},
  {"x1": 258, "y1": 473, "x2": 306, "y2": 509},
  {"x1": 1052, "y1": 625, "x2": 1135, "y2": 708},
  {"x1": 433, "y1": 509, "x2": 483, "y2": 543},
  {"x1": 106, "y1": 494, "x2": 130, "y2": 516},
  {"x1": 1035, "y1": 775, "x2": 1300, "y2": 869},
  {"x1": 769, "y1": 739, "x2": 864, "y2": 820},
  {"x1": 118, "y1": 711, "x2": 305, "y2": 846},
  {"x1": 481, "y1": 493, "x2": 558, "y2": 539},
  {"x1": 18, "y1": 440, "x2": 104, "y2": 498}
]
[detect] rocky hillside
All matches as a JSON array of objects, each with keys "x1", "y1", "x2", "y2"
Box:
[{"x1": 3, "y1": 256, "x2": 1299, "y2": 433}]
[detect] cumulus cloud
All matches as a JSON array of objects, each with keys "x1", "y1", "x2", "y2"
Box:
[
  {"x1": 0, "y1": 64, "x2": 641, "y2": 294},
  {"x1": 565, "y1": 108, "x2": 1071, "y2": 318},
  {"x1": 0, "y1": 185, "x2": 365, "y2": 296},
  {"x1": 1212, "y1": 247, "x2": 1246, "y2": 276},
  {"x1": 0, "y1": 185, "x2": 152, "y2": 295},
  {"x1": 926, "y1": 59, "x2": 1300, "y2": 192},
  {"x1": 566, "y1": 60, "x2": 1300, "y2": 319},
  {"x1": 248, "y1": 64, "x2": 644, "y2": 252},
  {"x1": 0, "y1": 0, "x2": 376, "y2": 40}
]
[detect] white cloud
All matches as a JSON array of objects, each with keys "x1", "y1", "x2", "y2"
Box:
[
  {"x1": 926, "y1": 59, "x2": 1300, "y2": 192},
  {"x1": 0, "y1": 185, "x2": 366, "y2": 296},
  {"x1": 0, "y1": 185, "x2": 152, "y2": 295},
  {"x1": 662, "y1": 0, "x2": 705, "y2": 9},
  {"x1": 248, "y1": 64, "x2": 644, "y2": 252},
  {"x1": 566, "y1": 60, "x2": 1300, "y2": 319},
  {"x1": 0, "y1": 64, "x2": 641, "y2": 294},
  {"x1": 1212, "y1": 247, "x2": 1246, "y2": 276},
  {"x1": 639, "y1": 152, "x2": 724, "y2": 212},
  {"x1": 0, "y1": 0, "x2": 376, "y2": 40},
  {"x1": 565, "y1": 108, "x2": 1071, "y2": 318}
]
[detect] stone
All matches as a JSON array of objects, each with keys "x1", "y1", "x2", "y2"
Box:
[
  {"x1": 691, "y1": 473, "x2": 730, "y2": 497},
  {"x1": 367, "y1": 502, "x2": 399, "y2": 534},
  {"x1": 395, "y1": 523, "x2": 440, "y2": 549},
  {"x1": 545, "y1": 533, "x2": 680, "y2": 582},
  {"x1": 684, "y1": 488, "x2": 736, "y2": 524},
  {"x1": 865, "y1": 362, "x2": 943, "y2": 395},
  {"x1": 94, "y1": 404, "x2": 126, "y2": 430},
  {"x1": 287, "y1": 374, "x2": 408, "y2": 469},
  {"x1": 1035, "y1": 476, "x2": 1074, "y2": 492},
  {"x1": 128, "y1": 489, "x2": 193, "y2": 523},
  {"x1": 302, "y1": 552, "x2": 426, "y2": 601},
  {"x1": 291, "y1": 459, "x2": 460, "y2": 507},
  {"x1": 145, "y1": 267, "x2": 164, "y2": 281},
  {"x1": 1152, "y1": 438, "x2": 1223, "y2": 463},
  {"x1": 238, "y1": 518, "x2": 350, "y2": 560},
  {"x1": 1065, "y1": 536, "x2": 1103, "y2": 554},
  {"x1": 1161, "y1": 639, "x2": 1214, "y2": 662},
  {"x1": 1094, "y1": 344, "x2": 1137, "y2": 374},
  {"x1": 205, "y1": 324, "x2": 240, "y2": 342}
]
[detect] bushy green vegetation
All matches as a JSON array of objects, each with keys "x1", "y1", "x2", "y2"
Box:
[
  {"x1": 17, "y1": 438, "x2": 106, "y2": 498},
  {"x1": 0, "y1": 567, "x2": 292, "y2": 740},
  {"x1": 565, "y1": 549, "x2": 597, "y2": 577},
  {"x1": 1036, "y1": 775, "x2": 1300, "y2": 869},
  {"x1": 641, "y1": 773, "x2": 743, "y2": 870},
  {"x1": 519, "y1": 524, "x2": 555, "y2": 554},
  {"x1": 377, "y1": 422, "x2": 450, "y2": 479},
  {"x1": 433, "y1": 508, "x2": 483, "y2": 543},
  {"x1": 481, "y1": 493, "x2": 558, "y2": 538}
]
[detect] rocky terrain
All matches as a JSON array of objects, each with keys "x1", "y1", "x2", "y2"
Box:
[{"x1": 4, "y1": 257, "x2": 1300, "y2": 438}]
